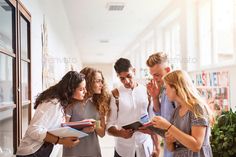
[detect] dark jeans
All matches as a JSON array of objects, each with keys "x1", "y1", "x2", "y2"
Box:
[
  {"x1": 114, "y1": 149, "x2": 136, "y2": 157},
  {"x1": 16, "y1": 142, "x2": 54, "y2": 157}
]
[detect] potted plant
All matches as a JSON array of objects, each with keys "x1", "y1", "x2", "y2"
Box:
[{"x1": 210, "y1": 109, "x2": 236, "y2": 157}]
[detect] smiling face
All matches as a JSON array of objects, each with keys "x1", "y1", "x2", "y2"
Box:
[
  {"x1": 93, "y1": 72, "x2": 104, "y2": 94},
  {"x1": 72, "y1": 80, "x2": 87, "y2": 100},
  {"x1": 118, "y1": 67, "x2": 136, "y2": 89}
]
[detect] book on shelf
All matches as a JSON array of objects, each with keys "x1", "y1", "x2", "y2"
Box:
[
  {"x1": 61, "y1": 119, "x2": 96, "y2": 130},
  {"x1": 48, "y1": 126, "x2": 88, "y2": 138}
]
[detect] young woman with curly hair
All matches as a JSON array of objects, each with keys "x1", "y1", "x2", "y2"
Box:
[{"x1": 63, "y1": 67, "x2": 110, "y2": 157}]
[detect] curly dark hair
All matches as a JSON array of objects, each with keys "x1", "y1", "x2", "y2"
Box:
[
  {"x1": 80, "y1": 67, "x2": 111, "y2": 117},
  {"x1": 34, "y1": 71, "x2": 85, "y2": 109}
]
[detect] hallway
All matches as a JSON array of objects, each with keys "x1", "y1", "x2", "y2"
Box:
[{"x1": 1, "y1": 0, "x2": 236, "y2": 156}]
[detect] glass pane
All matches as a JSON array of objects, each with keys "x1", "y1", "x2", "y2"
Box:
[
  {"x1": 22, "y1": 104, "x2": 29, "y2": 137},
  {"x1": 20, "y1": 16, "x2": 29, "y2": 59},
  {"x1": 0, "y1": 110, "x2": 14, "y2": 156},
  {"x1": 21, "y1": 61, "x2": 29, "y2": 101},
  {"x1": 170, "y1": 24, "x2": 181, "y2": 69},
  {"x1": 198, "y1": 1, "x2": 212, "y2": 66},
  {"x1": 213, "y1": 0, "x2": 235, "y2": 63},
  {"x1": 0, "y1": 0, "x2": 14, "y2": 53},
  {"x1": 164, "y1": 30, "x2": 171, "y2": 55},
  {"x1": 0, "y1": 53, "x2": 13, "y2": 105}
]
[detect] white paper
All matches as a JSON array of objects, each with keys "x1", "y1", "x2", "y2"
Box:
[{"x1": 48, "y1": 127, "x2": 88, "y2": 138}]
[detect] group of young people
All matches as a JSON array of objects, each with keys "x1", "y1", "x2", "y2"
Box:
[{"x1": 16, "y1": 52, "x2": 213, "y2": 157}]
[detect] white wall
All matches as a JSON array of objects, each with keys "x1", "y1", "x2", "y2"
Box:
[
  {"x1": 19, "y1": 1, "x2": 82, "y2": 156},
  {"x1": 20, "y1": 0, "x2": 82, "y2": 102}
]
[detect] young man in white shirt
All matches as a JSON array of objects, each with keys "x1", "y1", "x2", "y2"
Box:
[{"x1": 107, "y1": 58, "x2": 158, "y2": 157}]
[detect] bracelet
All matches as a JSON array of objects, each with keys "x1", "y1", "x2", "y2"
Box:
[
  {"x1": 166, "y1": 124, "x2": 172, "y2": 131},
  {"x1": 55, "y1": 136, "x2": 60, "y2": 145}
]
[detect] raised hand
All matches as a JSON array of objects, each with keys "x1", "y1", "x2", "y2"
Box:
[{"x1": 147, "y1": 79, "x2": 162, "y2": 98}]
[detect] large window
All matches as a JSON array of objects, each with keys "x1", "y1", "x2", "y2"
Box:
[
  {"x1": 198, "y1": 0, "x2": 212, "y2": 66},
  {"x1": 212, "y1": 0, "x2": 235, "y2": 63},
  {"x1": 164, "y1": 22, "x2": 181, "y2": 69},
  {"x1": 0, "y1": 0, "x2": 31, "y2": 155},
  {"x1": 198, "y1": 0, "x2": 236, "y2": 67}
]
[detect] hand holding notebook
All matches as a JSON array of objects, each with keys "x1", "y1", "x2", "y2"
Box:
[
  {"x1": 122, "y1": 121, "x2": 153, "y2": 131},
  {"x1": 122, "y1": 114, "x2": 153, "y2": 131}
]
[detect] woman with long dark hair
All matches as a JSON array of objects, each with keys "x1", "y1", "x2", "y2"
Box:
[{"x1": 16, "y1": 71, "x2": 87, "y2": 157}]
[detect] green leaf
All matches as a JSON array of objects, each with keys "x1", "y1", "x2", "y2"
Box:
[{"x1": 211, "y1": 110, "x2": 236, "y2": 156}]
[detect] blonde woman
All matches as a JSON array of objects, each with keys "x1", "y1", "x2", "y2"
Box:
[
  {"x1": 151, "y1": 70, "x2": 213, "y2": 157},
  {"x1": 63, "y1": 67, "x2": 110, "y2": 157}
]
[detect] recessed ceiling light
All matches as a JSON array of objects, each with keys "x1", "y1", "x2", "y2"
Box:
[
  {"x1": 106, "y1": 2, "x2": 125, "y2": 11},
  {"x1": 96, "y1": 53, "x2": 104, "y2": 56},
  {"x1": 99, "y1": 40, "x2": 109, "y2": 43}
]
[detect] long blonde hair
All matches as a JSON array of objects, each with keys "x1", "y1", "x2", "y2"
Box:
[{"x1": 163, "y1": 70, "x2": 212, "y2": 120}]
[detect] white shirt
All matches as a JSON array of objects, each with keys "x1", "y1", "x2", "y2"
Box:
[
  {"x1": 16, "y1": 99, "x2": 64, "y2": 156},
  {"x1": 107, "y1": 84, "x2": 153, "y2": 157}
]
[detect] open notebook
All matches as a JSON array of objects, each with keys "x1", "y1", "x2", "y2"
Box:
[
  {"x1": 49, "y1": 126, "x2": 88, "y2": 138},
  {"x1": 122, "y1": 121, "x2": 153, "y2": 131},
  {"x1": 122, "y1": 114, "x2": 153, "y2": 131}
]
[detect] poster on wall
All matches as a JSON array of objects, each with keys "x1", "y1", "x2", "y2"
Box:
[
  {"x1": 41, "y1": 16, "x2": 56, "y2": 90},
  {"x1": 192, "y1": 71, "x2": 230, "y2": 116}
]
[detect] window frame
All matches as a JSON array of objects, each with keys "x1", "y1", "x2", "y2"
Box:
[{"x1": 0, "y1": 0, "x2": 31, "y2": 154}]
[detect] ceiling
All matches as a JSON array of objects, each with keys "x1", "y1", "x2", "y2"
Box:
[{"x1": 62, "y1": 0, "x2": 171, "y2": 64}]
